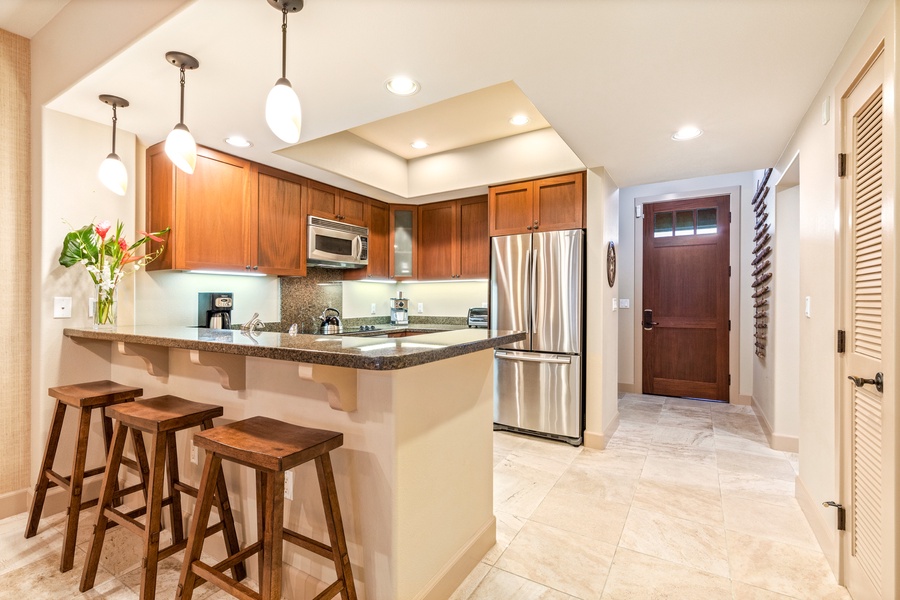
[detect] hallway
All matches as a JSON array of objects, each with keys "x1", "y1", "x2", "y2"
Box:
[{"x1": 451, "y1": 394, "x2": 851, "y2": 599}]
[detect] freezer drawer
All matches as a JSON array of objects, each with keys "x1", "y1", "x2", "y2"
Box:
[{"x1": 494, "y1": 350, "x2": 583, "y2": 441}]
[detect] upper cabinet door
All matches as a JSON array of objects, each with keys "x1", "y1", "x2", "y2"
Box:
[
  {"x1": 344, "y1": 198, "x2": 389, "y2": 280},
  {"x1": 489, "y1": 180, "x2": 533, "y2": 236},
  {"x1": 418, "y1": 200, "x2": 459, "y2": 280},
  {"x1": 339, "y1": 191, "x2": 369, "y2": 227},
  {"x1": 307, "y1": 180, "x2": 341, "y2": 221},
  {"x1": 533, "y1": 172, "x2": 584, "y2": 232},
  {"x1": 254, "y1": 165, "x2": 306, "y2": 276},
  {"x1": 458, "y1": 196, "x2": 489, "y2": 279},
  {"x1": 173, "y1": 147, "x2": 253, "y2": 271}
]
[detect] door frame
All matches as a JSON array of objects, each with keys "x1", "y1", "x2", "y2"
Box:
[{"x1": 631, "y1": 185, "x2": 743, "y2": 403}]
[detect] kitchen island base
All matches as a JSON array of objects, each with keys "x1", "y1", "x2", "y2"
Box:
[{"x1": 65, "y1": 332, "x2": 499, "y2": 600}]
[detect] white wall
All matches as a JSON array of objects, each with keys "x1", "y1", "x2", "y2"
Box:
[
  {"x1": 584, "y1": 167, "x2": 619, "y2": 448},
  {"x1": 342, "y1": 280, "x2": 489, "y2": 319},
  {"x1": 617, "y1": 171, "x2": 758, "y2": 403}
]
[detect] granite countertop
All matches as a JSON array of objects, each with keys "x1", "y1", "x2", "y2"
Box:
[{"x1": 64, "y1": 325, "x2": 524, "y2": 371}]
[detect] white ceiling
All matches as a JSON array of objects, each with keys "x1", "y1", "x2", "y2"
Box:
[{"x1": 10, "y1": 0, "x2": 871, "y2": 196}]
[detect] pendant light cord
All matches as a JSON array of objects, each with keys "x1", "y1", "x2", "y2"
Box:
[
  {"x1": 179, "y1": 67, "x2": 186, "y2": 125},
  {"x1": 110, "y1": 104, "x2": 118, "y2": 154},
  {"x1": 281, "y1": 7, "x2": 288, "y2": 79}
]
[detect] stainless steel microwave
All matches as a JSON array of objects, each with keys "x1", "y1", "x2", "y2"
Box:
[{"x1": 307, "y1": 216, "x2": 368, "y2": 269}]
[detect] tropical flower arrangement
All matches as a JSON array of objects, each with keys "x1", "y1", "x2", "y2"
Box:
[{"x1": 59, "y1": 220, "x2": 170, "y2": 327}]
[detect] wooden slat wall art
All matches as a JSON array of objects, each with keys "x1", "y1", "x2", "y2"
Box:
[{"x1": 751, "y1": 168, "x2": 773, "y2": 357}]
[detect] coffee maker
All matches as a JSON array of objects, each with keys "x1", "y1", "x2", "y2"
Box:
[
  {"x1": 198, "y1": 292, "x2": 233, "y2": 329},
  {"x1": 390, "y1": 292, "x2": 409, "y2": 325}
]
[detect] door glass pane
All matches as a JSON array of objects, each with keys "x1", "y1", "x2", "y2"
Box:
[
  {"x1": 675, "y1": 210, "x2": 695, "y2": 236},
  {"x1": 394, "y1": 210, "x2": 413, "y2": 277},
  {"x1": 697, "y1": 208, "x2": 717, "y2": 235},
  {"x1": 654, "y1": 212, "x2": 674, "y2": 238}
]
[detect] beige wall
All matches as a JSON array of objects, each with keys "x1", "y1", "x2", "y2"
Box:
[
  {"x1": 584, "y1": 167, "x2": 620, "y2": 448},
  {"x1": 342, "y1": 280, "x2": 488, "y2": 320},
  {"x1": 766, "y1": 0, "x2": 893, "y2": 571},
  {"x1": 0, "y1": 28, "x2": 32, "y2": 504}
]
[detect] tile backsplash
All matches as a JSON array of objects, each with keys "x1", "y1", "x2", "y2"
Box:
[{"x1": 280, "y1": 268, "x2": 343, "y2": 333}]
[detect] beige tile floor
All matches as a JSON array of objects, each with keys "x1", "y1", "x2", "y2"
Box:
[
  {"x1": 0, "y1": 393, "x2": 851, "y2": 599},
  {"x1": 451, "y1": 393, "x2": 852, "y2": 600}
]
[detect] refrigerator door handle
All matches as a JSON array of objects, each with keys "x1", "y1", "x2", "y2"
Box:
[
  {"x1": 495, "y1": 351, "x2": 572, "y2": 365},
  {"x1": 530, "y1": 246, "x2": 537, "y2": 337}
]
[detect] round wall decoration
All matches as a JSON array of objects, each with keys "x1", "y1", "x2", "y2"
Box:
[{"x1": 607, "y1": 241, "x2": 617, "y2": 287}]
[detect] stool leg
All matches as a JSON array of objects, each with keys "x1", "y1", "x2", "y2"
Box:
[
  {"x1": 139, "y1": 432, "x2": 168, "y2": 600},
  {"x1": 165, "y1": 431, "x2": 185, "y2": 545},
  {"x1": 100, "y1": 406, "x2": 123, "y2": 508},
  {"x1": 316, "y1": 454, "x2": 357, "y2": 600},
  {"x1": 256, "y1": 471, "x2": 266, "y2": 582},
  {"x1": 131, "y1": 428, "x2": 151, "y2": 503},
  {"x1": 25, "y1": 399, "x2": 67, "y2": 538},
  {"x1": 80, "y1": 420, "x2": 129, "y2": 592},
  {"x1": 60, "y1": 407, "x2": 94, "y2": 572},
  {"x1": 176, "y1": 452, "x2": 223, "y2": 600},
  {"x1": 260, "y1": 471, "x2": 285, "y2": 600},
  {"x1": 202, "y1": 418, "x2": 246, "y2": 582}
]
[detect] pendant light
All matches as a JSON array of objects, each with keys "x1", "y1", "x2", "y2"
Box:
[
  {"x1": 97, "y1": 94, "x2": 129, "y2": 196},
  {"x1": 164, "y1": 51, "x2": 200, "y2": 174},
  {"x1": 266, "y1": 0, "x2": 304, "y2": 144}
]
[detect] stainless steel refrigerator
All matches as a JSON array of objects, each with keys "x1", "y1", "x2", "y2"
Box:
[{"x1": 490, "y1": 229, "x2": 585, "y2": 445}]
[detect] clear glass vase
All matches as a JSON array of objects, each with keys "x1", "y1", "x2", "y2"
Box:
[{"x1": 93, "y1": 284, "x2": 118, "y2": 329}]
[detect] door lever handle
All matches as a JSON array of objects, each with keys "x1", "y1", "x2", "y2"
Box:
[{"x1": 848, "y1": 372, "x2": 884, "y2": 393}]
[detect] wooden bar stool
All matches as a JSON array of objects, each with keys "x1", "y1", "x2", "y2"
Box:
[
  {"x1": 80, "y1": 395, "x2": 246, "y2": 600},
  {"x1": 25, "y1": 380, "x2": 145, "y2": 572},
  {"x1": 176, "y1": 416, "x2": 357, "y2": 600}
]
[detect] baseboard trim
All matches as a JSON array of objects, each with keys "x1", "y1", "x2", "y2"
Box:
[
  {"x1": 795, "y1": 474, "x2": 839, "y2": 576},
  {"x1": 618, "y1": 383, "x2": 641, "y2": 395},
  {"x1": 0, "y1": 489, "x2": 28, "y2": 520},
  {"x1": 750, "y1": 395, "x2": 800, "y2": 452},
  {"x1": 734, "y1": 394, "x2": 752, "y2": 406},
  {"x1": 418, "y1": 516, "x2": 496, "y2": 600},
  {"x1": 584, "y1": 412, "x2": 620, "y2": 450}
]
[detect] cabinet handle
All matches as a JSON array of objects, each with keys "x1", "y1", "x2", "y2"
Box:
[
  {"x1": 253, "y1": 266, "x2": 259, "y2": 271},
  {"x1": 534, "y1": 224, "x2": 539, "y2": 229},
  {"x1": 245, "y1": 265, "x2": 251, "y2": 270},
  {"x1": 526, "y1": 226, "x2": 533, "y2": 231}
]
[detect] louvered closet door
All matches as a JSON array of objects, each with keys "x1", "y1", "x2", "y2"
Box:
[{"x1": 840, "y1": 49, "x2": 895, "y2": 600}]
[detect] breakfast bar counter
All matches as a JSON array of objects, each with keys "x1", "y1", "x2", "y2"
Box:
[{"x1": 62, "y1": 325, "x2": 523, "y2": 600}]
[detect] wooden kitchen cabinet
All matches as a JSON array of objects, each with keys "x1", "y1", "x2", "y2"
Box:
[
  {"x1": 344, "y1": 198, "x2": 390, "y2": 280},
  {"x1": 417, "y1": 195, "x2": 489, "y2": 280},
  {"x1": 252, "y1": 164, "x2": 307, "y2": 276},
  {"x1": 488, "y1": 171, "x2": 585, "y2": 236},
  {"x1": 146, "y1": 142, "x2": 254, "y2": 272},
  {"x1": 307, "y1": 180, "x2": 368, "y2": 226}
]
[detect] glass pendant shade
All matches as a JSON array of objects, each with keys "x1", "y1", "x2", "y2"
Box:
[
  {"x1": 98, "y1": 153, "x2": 128, "y2": 196},
  {"x1": 266, "y1": 77, "x2": 302, "y2": 144},
  {"x1": 165, "y1": 123, "x2": 197, "y2": 174}
]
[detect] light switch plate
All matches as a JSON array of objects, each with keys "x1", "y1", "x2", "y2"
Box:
[
  {"x1": 53, "y1": 296, "x2": 72, "y2": 319},
  {"x1": 370, "y1": 303, "x2": 376, "y2": 315},
  {"x1": 284, "y1": 470, "x2": 294, "y2": 500},
  {"x1": 805, "y1": 296, "x2": 811, "y2": 318},
  {"x1": 417, "y1": 302, "x2": 424, "y2": 313},
  {"x1": 612, "y1": 298, "x2": 618, "y2": 311}
]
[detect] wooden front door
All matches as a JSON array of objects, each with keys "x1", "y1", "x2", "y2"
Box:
[
  {"x1": 839, "y1": 46, "x2": 895, "y2": 600},
  {"x1": 642, "y1": 195, "x2": 730, "y2": 401}
]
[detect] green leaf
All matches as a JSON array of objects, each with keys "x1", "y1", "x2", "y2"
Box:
[{"x1": 58, "y1": 226, "x2": 98, "y2": 267}]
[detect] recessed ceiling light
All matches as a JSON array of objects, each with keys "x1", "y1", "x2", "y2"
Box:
[
  {"x1": 672, "y1": 125, "x2": 703, "y2": 141},
  {"x1": 386, "y1": 76, "x2": 420, "y2": 96},
  {"x1": 411, "y1": 140, "x2": 428, "y2": 149},
  {"x1": 509, "y1": 114, "x2": 530, "y2": 126},
  {"x1": 225, "y1": 136, "x2": 252, "y2": 148}
]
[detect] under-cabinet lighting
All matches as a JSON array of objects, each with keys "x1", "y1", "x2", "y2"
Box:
[{"x1": 187, "y1": 270, "x2": 268, "y2": 277}]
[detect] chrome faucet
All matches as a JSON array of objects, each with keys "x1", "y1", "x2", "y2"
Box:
[{"x1": 241, "y1": 312, "x2": 265, "y2": 335}]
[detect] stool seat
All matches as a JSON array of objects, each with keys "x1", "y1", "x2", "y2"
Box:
[
  {"x1": 49, "y1": 380, "x2": 144, "y2": 408},
  {"x1": 108, "y1": 395, "x2": 224, "y2": 433},
  {"x1": 25, "y1": 380, "x2": 143, "y2": 573},
  {"x1": 80, "y1": 395, "x2": 244, "y2": 600},
  {"x1": 177, "y1": 416, "x2": 356, "y2": 600},
  {"x1": 193, "y1": 415, "x2": 342, "y2": 472}
]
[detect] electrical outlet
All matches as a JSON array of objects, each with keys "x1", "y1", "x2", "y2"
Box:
[
  {"x1": 417, "y1": 302, "x2": 424, "y2": 313},
  {"x1": 619, "y1": 298, "x2": 630, "y2": 309},
  {"x1": 284, "y1": 470, "x2": 294, "y2": 500},
  {"x1": 482, "y1": 302, "x2": 488, "y2": 308},
  {"x1": 190, "y1": 442, "x2": 199, "y2": 465},
  {"x1": 53, "y1": 296, "x2": 72, "y2": 319},
  {"x1": 370, "y1": 303, "x2": 376, "y2": 315}
]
